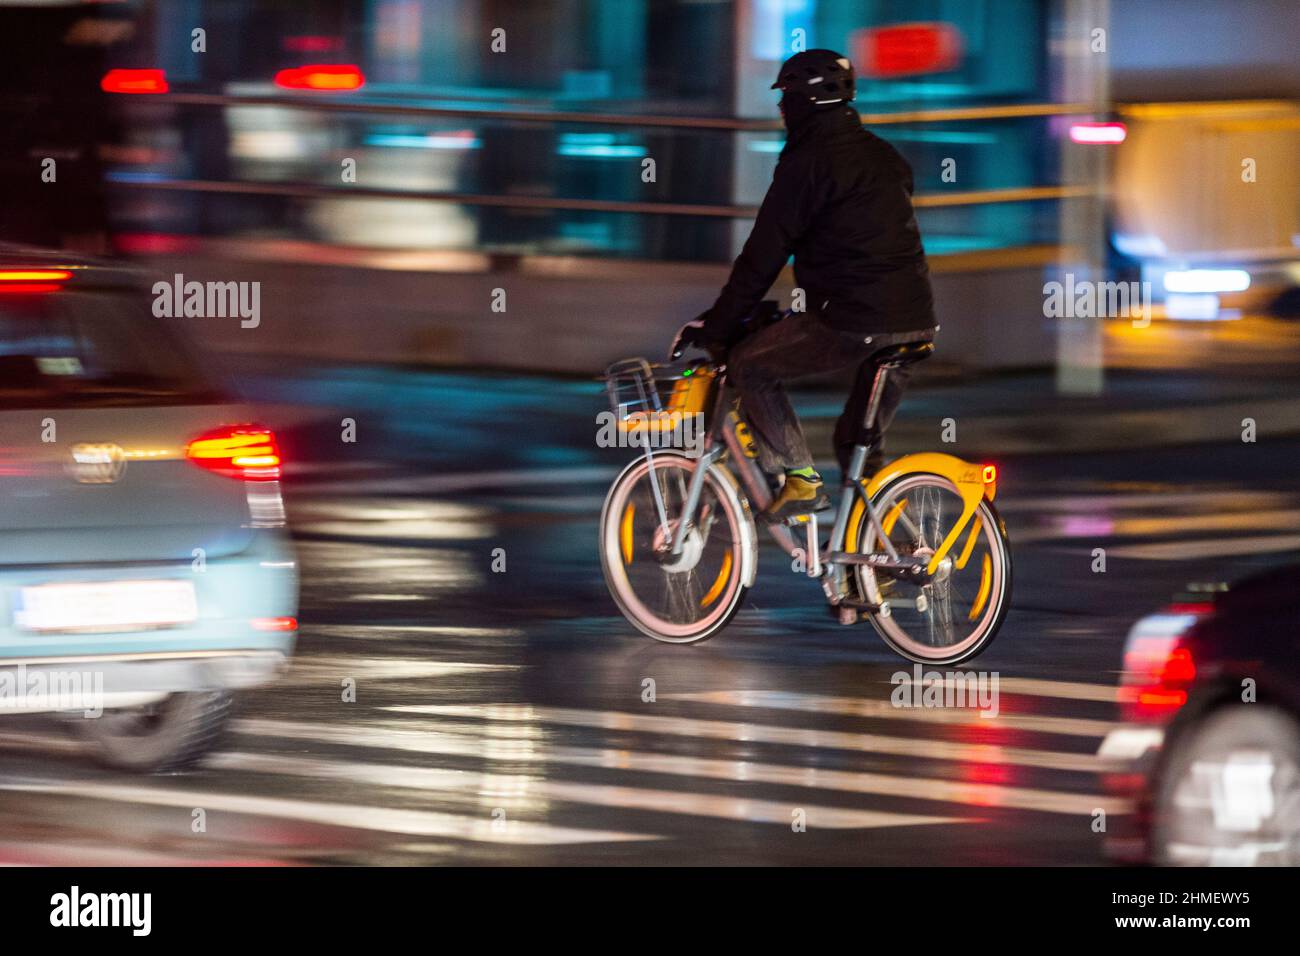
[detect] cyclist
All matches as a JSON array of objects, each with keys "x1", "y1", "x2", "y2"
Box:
[{"x1": 670, "y1": 49, "x2": 937, "y2": 522}]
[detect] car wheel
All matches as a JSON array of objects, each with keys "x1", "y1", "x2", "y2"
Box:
[
  {"x1": 78, "y1": 691, "x2": 233, "y2": 773},
  {"x1": 1153, "y1": 705, "x2": 1300, "y2": 866}
]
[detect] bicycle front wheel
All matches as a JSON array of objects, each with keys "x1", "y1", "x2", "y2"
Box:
[
  {"x1": 600, "y1": 453, "x2": 752, "y2": 644},
  {"x1": 855, "y1": 473, "x2": 1012, "y2": 665}
]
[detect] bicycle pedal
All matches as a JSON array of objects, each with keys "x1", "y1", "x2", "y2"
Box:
[
  {"x1": 776, "y1": 507, "x2": 828, "y2": 528},
  {"x1": 836, "y1": 606, "x2": 859, "y2": 626}
]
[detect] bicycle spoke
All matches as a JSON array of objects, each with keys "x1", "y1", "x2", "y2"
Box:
[{"x1": 861, "y1": 475, "x2": 1005, "y2": 660}]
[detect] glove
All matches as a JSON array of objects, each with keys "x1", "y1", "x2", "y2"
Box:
[
  {"x1": 668, "y1": 319, "x2": 706, "y2": 362},
  {"x1": 668, "y1": 314, "x2": 725, "y2": 362}
]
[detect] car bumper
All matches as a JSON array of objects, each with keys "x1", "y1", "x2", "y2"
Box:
[
  {"x1": 0, "y1": 650, "x2": 288, "y2": 715},
  {"x1": 0, "y1": 530, "x2": 297, "y2": 708},
  {"x1": 1097, "y1": 724, "x2": 1166, "y2": 863}
]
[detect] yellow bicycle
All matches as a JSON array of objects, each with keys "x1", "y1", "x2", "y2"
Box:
[{"x1": 599, "y1": 341, "x2": 1011, "y2": 664}]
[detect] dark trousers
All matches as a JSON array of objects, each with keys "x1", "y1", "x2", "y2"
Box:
[{"x1": 727, "y1": 310, "x2": 934, "y2": 476}]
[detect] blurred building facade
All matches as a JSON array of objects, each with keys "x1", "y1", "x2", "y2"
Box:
[
  {"x1": 107, "y1": 0, "x2": 1072, "y2": 263},
  {"x1": 7, "y1": 0, "x2": 1296, "y2": 373}
]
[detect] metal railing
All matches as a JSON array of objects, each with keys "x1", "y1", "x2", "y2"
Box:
[
  {"x1": 111, "y1": 95, "x2": 1097, "y2": 218},
  {"x1": 156, "y1": 92, "x2": 1095, "y2": 130}
]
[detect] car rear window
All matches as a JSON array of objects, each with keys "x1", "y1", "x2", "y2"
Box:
[{"x1": 0, "y1": 290, "x2": 224, "y2": 409}]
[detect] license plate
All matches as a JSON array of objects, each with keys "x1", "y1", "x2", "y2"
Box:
[{"x1": 13, "y1": 580, "x2": 198, "y2": 634}]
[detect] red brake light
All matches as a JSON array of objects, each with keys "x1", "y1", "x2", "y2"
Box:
[
  {"x1": 0, "y1": 269, "x2": 71, "y2": 294},
  {"x1": 101, "y1": 68, "x2": 169, "y2": 95},
  {"x1": 274, "y1": 64, "x2": 365, "y2": 91},
  {"x1": 981, "y1": 464, "x2": 997, "y2": 484},
  {"x1": 1164, "y1": 602, "x2": 1214, "y2": 615},
  {"x1": 1158, "y1": 646, "x2": 1196, "y2": 685},
  {"x1": 186, "y1": 426, "x2": 282, "y2": 480},
  {"x1": 251, "y1": 616, "x2": 298, "y2": 632},
  {"x1": 1120, "y1": 606, "x2": 1206, "y2": 720}
]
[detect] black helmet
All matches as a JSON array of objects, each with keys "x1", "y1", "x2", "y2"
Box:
[{"x1": 770, "y1": 49, "x2": 855, "y2": 105}]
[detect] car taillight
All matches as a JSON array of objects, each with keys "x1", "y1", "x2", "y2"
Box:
[
  {"x1": 273, "y1": 63, "x2": 365, "y2": 91},
  {"x1": 101, "y1": 68, "x2": 169, "y2": 94},
  {"x1": 251, "y1": 616, "x2": 298, "y2": 632},
  {"x1": 1119, "y1": 605, "x2": 1206, "y2": 721},
  {"x1": 0, "y1": 269, "x2": 71, "y2": 294},
  {"x1": 186, "y1": 426, "x2": 282, "y2": 480}
]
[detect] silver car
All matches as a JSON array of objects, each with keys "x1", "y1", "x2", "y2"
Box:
[{"x1": 0, "y1": 250, "x2": 297, "y2": 771}]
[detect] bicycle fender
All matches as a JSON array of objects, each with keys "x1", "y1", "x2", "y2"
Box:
[
  {"x1": 708, "y1": 460, "x2": 761, "y2": 588},
  {"x1": 864, "y1": 453, "x2": 996, "y2": 502},
  {"x1": 616, "y1": 451, "x2": 759, "y2": 590},
  {"x1": 848, "y1": 453, "x2": 996, "y2": 574}
]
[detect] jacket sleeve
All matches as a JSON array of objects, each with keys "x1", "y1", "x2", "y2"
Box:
[{"x1": 704, "y1": 150, "x2": 822, "y2": 344}]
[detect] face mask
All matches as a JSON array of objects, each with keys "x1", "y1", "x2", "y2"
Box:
[{"x1": 779, "y1": 90, "x2": 815, "y2": 130}]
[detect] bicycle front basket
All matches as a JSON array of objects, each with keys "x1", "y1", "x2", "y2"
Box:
[{"x1": 604, "y1": 358, "x2": 716, "y2": 434}]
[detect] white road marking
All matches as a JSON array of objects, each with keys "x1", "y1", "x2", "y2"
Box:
[
  {"x1": 999, "y1": 490, "x2": 1291, "y2": 513},
  {"x1": 304, "y1": 624, "x2": 521, "y2": 640},
  {"x1": 372, "y1": 705, "x2": 1109, "y2": 772},
  {"x1": 886, "y1": 675, "x2": 1120, "y2": 703},
  {"x1": 212, "y1": 750, "x2": 969, "y2": 829},
  {"x1": 0, "y1": 779, "x2": 657, "y2": 846},
  {"x1": 657, "y1": 691, "x2": 1117, "y2": 737},
  {"x1": 281, "y1": 656, "x2": 517, "y2": 685},
  {"x1": 234, "y1": 718, "x2": 1125, "y2": 815},
  {"x1": 241, "y1": 712, "x2": 1107, "y2": 780},
  {"x1": 1104, "y1": 533, "x2": 1300, "y2": 561}
]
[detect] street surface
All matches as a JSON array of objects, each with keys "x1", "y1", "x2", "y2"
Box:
[{"x1": 1, "y1": 376, "x2": 1297, "y2": 865}]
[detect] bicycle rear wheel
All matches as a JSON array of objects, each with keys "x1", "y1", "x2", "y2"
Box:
[
  {"x1": 600, "y1": 453, "x2": 751, "y2": 644},
  {"x1": 855, "y1": 473, "x2": 1011, "y2": 664}
]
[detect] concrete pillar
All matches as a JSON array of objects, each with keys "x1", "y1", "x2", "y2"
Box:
[{"x1": 1053, "y1": 0, "x2": 1111, "y2": 395}]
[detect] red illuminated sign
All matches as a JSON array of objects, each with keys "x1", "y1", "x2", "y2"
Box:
[
  {"x1": 100, "y1": 68, "x2": 169, "y2": 94},
  {"x1": 854, "y1": 23, "x2": 963, "y2": 78},
  {"x1": 274, "y1": 64, "x2": 365, "y2": 92}
]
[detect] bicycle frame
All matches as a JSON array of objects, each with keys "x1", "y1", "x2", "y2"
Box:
[{"x1": 646, "y1": 363, "x2": 996, "y2": 605}]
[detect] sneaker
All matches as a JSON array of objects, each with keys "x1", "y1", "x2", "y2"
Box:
[{"x1": 762, "y1": 474, "x2": 831, "y2": 523}]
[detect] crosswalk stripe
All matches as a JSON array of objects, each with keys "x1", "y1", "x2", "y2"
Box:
[
  {"x1": 658, "y1": 691, "x2": 1117, "y2": 737},
  {"x1": 1105, "y1": 533, "x2": 1300, "y2": 561},
  {"x1": 999, "y1": 490, "x2": 1291, "y2": 513},
  {"x1": 281, "y1": 656, "x2": 517, "y2": 685},
  {"x1": 376, "y1": 705, "x2": 1110, "y2": 769},
  {"x1": 233, "y1": 718, "x2": 1126, "y2": 816},
  {"x1": 1013, "y1": 507, "x2": 1300, "y2": 544},
  {"x1": 889, "y1": 675, "x2": 1120, "y2": 703},
  {"x1": 211, "y1": 750, "x2": 968, "y2": 829},
  {"x1": 0, "y1": 779, "x2": 658, "y2": 846},
  {"x1": 988, "y1": 487, "x2": 1300, "y2": 561},
  {"x1": 304, "y1": 624, "x2": 522, "y2": 640}
]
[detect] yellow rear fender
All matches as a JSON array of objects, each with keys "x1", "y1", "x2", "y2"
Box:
[
  {"x1": 847, "y1": 453, "x2": 996, "y2": 574},
  {"x1": 863, "y1": 452, "x2": 996, "y2": 502}
]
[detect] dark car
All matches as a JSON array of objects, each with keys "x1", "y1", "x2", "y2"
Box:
[{"x1": 1099, "y1": 563, "x2": 1300, "y2": 865}]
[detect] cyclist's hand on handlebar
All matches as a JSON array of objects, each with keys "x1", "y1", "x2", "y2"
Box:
[
  {"x1": 668, "y1": 318, "x2": 707, "y2": 362},
  {"x1": 669, "y1": 313, "x2": 727, "y2": 362}
]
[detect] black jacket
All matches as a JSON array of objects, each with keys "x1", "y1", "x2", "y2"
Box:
[{"x1": 705, "y1": 105, "x2": 936, "y2": 342}]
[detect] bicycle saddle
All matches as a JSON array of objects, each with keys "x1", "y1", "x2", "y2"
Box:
[{"x1": 870, "y1": 340, "x2": 934, "y2": 367}]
